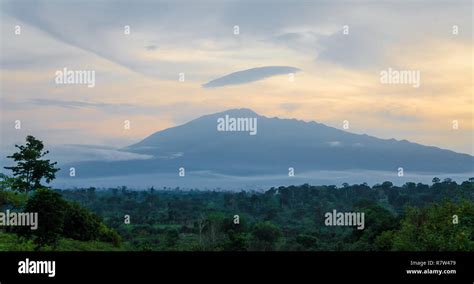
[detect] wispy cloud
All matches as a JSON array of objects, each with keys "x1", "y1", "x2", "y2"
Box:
[
  {"x1": 316, "y1": 26, "x2": 388, "y2": 68},
  {"x1": 280, "y1": 103, "x2": 302, "y2": 112},
  {"x1": 50, "y1": 144, "x2": 153, "y2": 163},
  {"x1": 145, "y1": 45, "x2": 158, "y2": 51},
  {"x1": 203, "y1": 66, "x2": 301, "y2": 88},
  {"x1": 376, "y1": 110, "x2": 420, "y2": 122},
  {"x1": 30, "y1": 99, "x2": 133, "y2": 110}
]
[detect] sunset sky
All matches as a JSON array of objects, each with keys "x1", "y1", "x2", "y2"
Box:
[{"x1": 1, "y1": 0, "x2": 472, "y2": 158}]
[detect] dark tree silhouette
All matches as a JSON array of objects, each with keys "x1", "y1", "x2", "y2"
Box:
[{"x1": 4, "y1": 135, "x2": 60, "y2": 193}]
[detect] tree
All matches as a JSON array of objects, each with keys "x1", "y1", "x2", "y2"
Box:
[
  {"x1": 0, "y1": 173, "x2": 27, "y2": 208},
  {"x1": 390, "y1": 200, "x2": 474, "y2": 251},
  {"x1": 4, "y1": 136, "x2": 60, "y2": 193},
  {"x1": 17, "y1": 188, "x2": 68, "y2": 249},
  {"x1": 63, "y1": 202, "x2": 102, "y2": 241},
  {"x1": 196, "y1": 213, "x2": 207, "y2": 248},
  {"x1": 432, "y1": 177, "x2": 441, "y2": 184},
  {"x1": 250, "y1": 221, "x2": 282, "y2": 251},
  {"x1": 16, "y1": 188, "x2": 121, "y2": 249},
  {"x1": 443, "y1": 178, "x2": 453, "y2": 183},
  {"x1": 350, "y1": 201, "x2": 399, "y2": 250},
  {"x1": 381, "y1": 181, "x2": 393, "y2": 189},
  {"x1": 0, "y1": 173, "x2": 16, "y2": 191},
  {"x1": 224, "y1": 231, "x2": 250, "y2": 251}
]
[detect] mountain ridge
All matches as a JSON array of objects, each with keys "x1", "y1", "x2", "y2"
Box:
[
  {"x1": 59, "y1": 108, "x2": 473, "y2": 179},
  {"x1": 126, "y1": 108, "x2": 471, "y2": 157}
]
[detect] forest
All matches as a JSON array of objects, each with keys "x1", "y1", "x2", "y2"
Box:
[{"x1": 1, "y1": 176, "x2": 473, "y2": 251}]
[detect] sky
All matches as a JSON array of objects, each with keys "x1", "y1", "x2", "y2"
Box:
[{"x1": 0, "y1": 0, "x2": 473, "y2": 160}]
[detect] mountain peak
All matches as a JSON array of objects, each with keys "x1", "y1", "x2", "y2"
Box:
[{"x1": 211, "y1": 108, "x2": 259, "y2": 117}]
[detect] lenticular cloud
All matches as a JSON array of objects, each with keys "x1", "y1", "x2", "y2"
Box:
[{"x1": 203, "y1": 66, "x2": 301, "y2": 88}]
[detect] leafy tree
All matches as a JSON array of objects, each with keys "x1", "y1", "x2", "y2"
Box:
[
  {"x1": 0, "y1": 173, "x2": 16, "y2": 191},
  {"x1": 15, "y1": 187, "x2": 121, "y2": 249},
  {"x1": 0, "y1": 173, "x2": 27, "y2": 208},
  {"x1": 224, "y1": 231, "x2": 250, "y2": 251},
  {"x1": 381, "y1": 181, "x2": 393, "y2": 189},
  {"x1": 374, "y1": 230, "x2": 396, "y2": 250},
  {"x1": 4, "y1": 136, "x2": 59, "y2": 193},
  {"x1": 97, "y1": 224, "x2": 121, "y2": 246},
  {"x1": 391, "y1": 200, "x2": 474, "y2": 251},
  {"x1": 63, "y1": 202, "x2": 102, "y2": 241},
  {"x1": 18, "y1": 188, "x2": 68, "y2": 249},
  {"x1": 443, "y1": 178, "x2": 453, "y2": 183},
  {"x1": 250, "y1": 221, "x2": 282, "y2": 251},
  {"x1": 349, "y1": 201, "x2": 399, "y2": 250}
]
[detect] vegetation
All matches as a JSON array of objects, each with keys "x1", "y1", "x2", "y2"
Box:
[
  {"x1": 1, "y1": 136, "x2": 120, "y2": 250},
  {"x1": 4, "y1": 135, "x2": 59, "y2": 193},
  {"x1": 48, "y1": 179, "x2": 472, "y2": 251}
]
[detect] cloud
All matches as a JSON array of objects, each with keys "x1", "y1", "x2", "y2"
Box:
[
  {"x1": 2, "y1": 1, "x2": 192, "y2": 79},
  {"x1": 50, "y1": 144, "x2": 153, "y2": 164},
  {"x1": 25, "y1": 99, "x2": 217, "y2": 121},
  {"x1": 280, "y1": 103, "x2": 302, "y2": 112},
  {"x1": 316, "y1": 26, "x2": 388, "y2": 68},
  {"x1": 3, "y1": 1, "x2": 470, "y2": 77},
  {"x1": 327, "y1": 141, "x2": 342, "y2": 147},
  {"x1": 30, "y1": 99, "x2": 131, "y2": 109},
  {"x1": 145, "y1": 45, "x2": 158, "y2": 51},
  {"x1": 263, "y1": 31, "x2": 321, "y2": 54},
  {"x1": 203, "y1": 66, "x2": 301, "y2": 88},
  {"x1": 376, "y1": 110, "x2": 420, "y2": 122}
]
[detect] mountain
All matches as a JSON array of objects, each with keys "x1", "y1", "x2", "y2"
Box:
[{"x1": 59, "y1": 108, "x2": 474, "y2": 181}]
